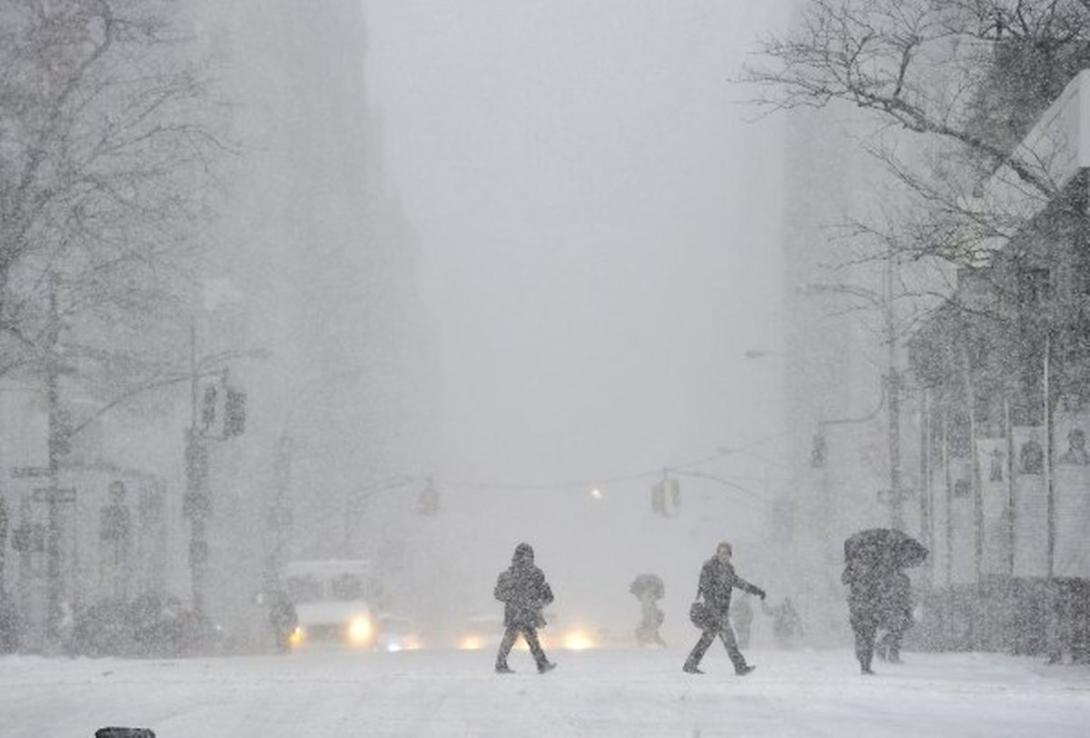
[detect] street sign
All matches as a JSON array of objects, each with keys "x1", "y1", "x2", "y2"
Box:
[
  {"x1": 11, "y1": 466, "x2": 50, "y2": 479},
  {"x1": 32, "y1": 487, "x2": 75, "y2": 504}
]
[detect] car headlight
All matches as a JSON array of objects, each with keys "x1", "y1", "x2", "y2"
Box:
[
  {"x1": 288, "y1": 626, "x2": 305, "y2": 649},
  {"x1": 458, "y1": 635, "x2": 484, "y2": 650},
  {"x1": 562, "y1": 630, "x2": 595, "y2": 651},
  {"x1": 347, "y1": 616, "x2": 373, "y2": 646}
]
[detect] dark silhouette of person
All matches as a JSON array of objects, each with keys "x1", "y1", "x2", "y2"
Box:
[
  {"x1": 494, "y1": 543, "x2": 556, "y2": 674},
  {"x1": 843, "y1": 556, "x2": 891, "y2": 674},
  {"x1": 267, "y1": 590, "x2": 298, "y2": 653},
  {"x1": 1059, "y1": 428, "x2": 1090, "y2": 465},
  {"x1": 988, "y1": 448, "x2": 1005, "y2": 482},
  {"x1": 875, "y1": 571, "x2": 913, "y2": 663},
  {"x1": 1021, "y1": 437, "x2": 1044, "y2": 474},
  {"x1": 683, "y1": 541, "x2": 765, "y2": 675},
  {"x1": 763, "y1": 596, "x2": 804, "y2": 648}
]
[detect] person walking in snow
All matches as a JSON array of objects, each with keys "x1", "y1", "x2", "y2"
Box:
[
  {"x1": 875, "y1": 571, "x2": 913, "y2": 663},
  {"x1": 762, "y1": 596, "x2": 804, "y2": 649},
  {"x1": 842, "y1": 556, "x2": 884, "y2": 674},
  {"x1": 683, "y1": 541, "x2": 765, "y2": 675},
  {"x1": 267, "y1": 590, "x2": 298, "y2": 654},
  {"x1": 494, "y1": 543, "x2": 557, "y2": 674}
]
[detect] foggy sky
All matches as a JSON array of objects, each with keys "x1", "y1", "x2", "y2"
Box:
[{"x1": 363, "y1": 1, "x2": 793, "y2": 495}]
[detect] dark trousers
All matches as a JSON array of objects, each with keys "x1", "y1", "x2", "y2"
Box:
[
  {"x1": 496, "y1": 625, "x2": 548, "y2": 667},
  {"x1": 851, "y1": 611, "x2": 878, "y2": 672},
  {"x1": 685, "y1": 619, "x2": 748, "y2": 673},
  {"x1": 877, "y1": 616, "x2": 911, "y2": 661}
]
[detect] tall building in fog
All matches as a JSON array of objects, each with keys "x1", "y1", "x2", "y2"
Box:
[{"x1": 183, "y1": 2, "x2": 437, "y2": 637}]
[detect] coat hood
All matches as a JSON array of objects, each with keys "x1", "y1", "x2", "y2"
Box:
[{"x1": 512, "y1": 542, "x2": 535, "y2": 566}]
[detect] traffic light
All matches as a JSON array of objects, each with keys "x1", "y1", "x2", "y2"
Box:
[
  {"x1": 651, "y1": 481, "x2": 665, "y2": 514},
  {"x1": 651, "y1": 478, "x2": 681, "y2": 517},
  {"x1": 224, "y1": 387, "x2": 246, "y2": 437},
  {"x1": 811, "y1": 432, "x2": 827, "y2": 468},
  {"x1": 197, "y1": 377, "x2": 246, "y2": 439},
  {"x1": 417, "y1": 480, "x2": 439, "y2": 515},
  {"x1": 200, "y1": 384, "x2": 218, "y2": 434}
]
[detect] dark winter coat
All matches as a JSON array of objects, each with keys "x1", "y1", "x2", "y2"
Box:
[
  {"x1": 841, "y1": 558, "x2": 885, "y2": 619},
  {"x1": 876, "y1": 571, "x2": 913, "y2": 631},
  {"x1": 268, "y1": 596, "x2": 298, "y2": 633},
  {"x1": 697, "y1": 558, "x2": 763, "y2": 620},
  {"x1": 494, "y1": 544, "x2": 554, "y2": 629}
]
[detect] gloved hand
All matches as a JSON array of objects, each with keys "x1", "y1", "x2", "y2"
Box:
[{"x1": 755, "y1": 587, "x2": 767, "y2": 601}]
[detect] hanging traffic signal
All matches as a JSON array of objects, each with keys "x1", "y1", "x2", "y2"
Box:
[
  {"x1": 224, "y1": 387, "x2": 246, "y2": 437},
  {"x1": 200, "y1": 384, "x2": 218, "y2": 434},
  {"x1": 651, "y1": 478, "x2": 680, "y2": 517},
  {"x1": 811, "y1": 432, "x2": 827, "y2": 468},
  {"x1": 417, "y1": 480, "x2": 439, "y2": 515},
  {"x1": 651, "y1": 481, "x2": 665, "y2": 514}
]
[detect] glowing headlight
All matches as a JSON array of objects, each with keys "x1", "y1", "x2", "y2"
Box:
[
  {"x1": 288, "y1": 626, "x2": 305, "y2": 649},
  {"x1": 347, "y1": 616, "x2": 374, "y2": 646},
  {"x1": 459, "y1": 635, "x2": 483, "y2": 651},
  {"x1": 562, "y1": 630, "x2": 594, "y2": 651}
]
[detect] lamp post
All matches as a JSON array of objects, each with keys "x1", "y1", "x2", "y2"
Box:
[{"x1": 800, "y1": 259, "x2": 906, "y2": 531}]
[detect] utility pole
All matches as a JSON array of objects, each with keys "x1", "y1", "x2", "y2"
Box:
[
  {"x1": 884, "y1": 257, "x2": 905, "y2": 531},
  {"x1": 184, "y1": 319, "x2": 211, "y2": 615},
  {"x1": 181, "y1": 320, "x2": 263, "y2": 616},
  {"x1": 44, "y1": 272, "x2": 64, "y2": 643}
]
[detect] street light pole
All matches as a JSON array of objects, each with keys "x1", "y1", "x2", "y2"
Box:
[
  {"x1": 44, "y1": 272, "x2": 63, "y2": 644},
  {"x1": 884, "y1": 258, "x2": 905, "y2": 531},
  {"x1": 802, "y1": 256, "x2": 906, "y2": 531}
]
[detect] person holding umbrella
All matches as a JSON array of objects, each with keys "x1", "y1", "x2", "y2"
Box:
[
  {"x1": 842, "y1": 529, "x2": 927, "y2": 675},
  {"x1": 630, "y1": 574, "x2": 666, "y2": 647}
]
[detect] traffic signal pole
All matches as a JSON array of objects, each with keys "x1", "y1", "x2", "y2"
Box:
[
  {"x1": 185, "y1": 319, "x2": 210, "y2": 616},
  {"x1": 44, "y1": 273, "x2": 62, "y2": 644}
]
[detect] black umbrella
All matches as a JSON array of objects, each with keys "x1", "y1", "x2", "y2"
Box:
[
  {"x1": 629, "y1": 574, "x2": 665, "y2": 599},
  {"x1": 844, "y1": 528, "x2": 928, "y2": 569}
]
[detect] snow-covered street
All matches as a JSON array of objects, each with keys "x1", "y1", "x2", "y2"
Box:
[{"x1": 3, "y1": 648, "x2": 1089, "y2": 737}]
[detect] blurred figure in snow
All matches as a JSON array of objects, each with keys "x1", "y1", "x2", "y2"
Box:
[
  {"x1": 630, "y1": 574, "x2": 666, "y2": 647},
  {"x1": 493, "y1": 543, "x2": 556, "y2": 674},
  {"x1": 267, "y1": 590, "x2": 298, "y2": 653},
  {"x1": 762, "y1": 596, "x2": 803, "y2": 649},
  {"x1": 731, "y1": 594, "x2": 754, "y2": 649}
]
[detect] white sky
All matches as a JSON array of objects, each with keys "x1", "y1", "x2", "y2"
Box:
[{"x1": 362, "y1": 1, "x2": 794, "y2": 492}]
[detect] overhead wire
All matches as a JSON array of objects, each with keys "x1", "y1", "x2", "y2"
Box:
[{"x1": 428, "y1": 429, "x2": 796, "y2": 500}]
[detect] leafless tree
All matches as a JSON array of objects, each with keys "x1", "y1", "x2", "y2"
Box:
[
  {"x1": 0, "y1": 0, "x2": 225, "y2": 411},
  {"x1": 744, "y1": 0, "x2": 1090, "y2": 271}
]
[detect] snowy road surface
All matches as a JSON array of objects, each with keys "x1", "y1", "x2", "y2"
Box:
[{"x1": 2, "y1": 648, "x2": 1089, "y2": 737}]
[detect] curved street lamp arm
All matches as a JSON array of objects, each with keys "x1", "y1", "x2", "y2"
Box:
[{"x1": 818, "y1": 382, "x2": 886, "y2": 428}]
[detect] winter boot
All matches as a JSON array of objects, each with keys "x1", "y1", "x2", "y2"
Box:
[
  {"x1": 537, "y1": 661, "x2": 557, "y2": 674},
  {"x1": 736, "y1": 664, "x2": 756, "y2": 676},
  {"x1": 682, "y1": 662, "x2": 704, "y2": 674},
  {"x1": 495, "y1": 664, "x2": 515, "y2": 674}
]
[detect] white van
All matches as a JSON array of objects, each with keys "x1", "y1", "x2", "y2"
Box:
[{"x1": 283, "y1": 559, "x2": 379, "y2": 650}]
